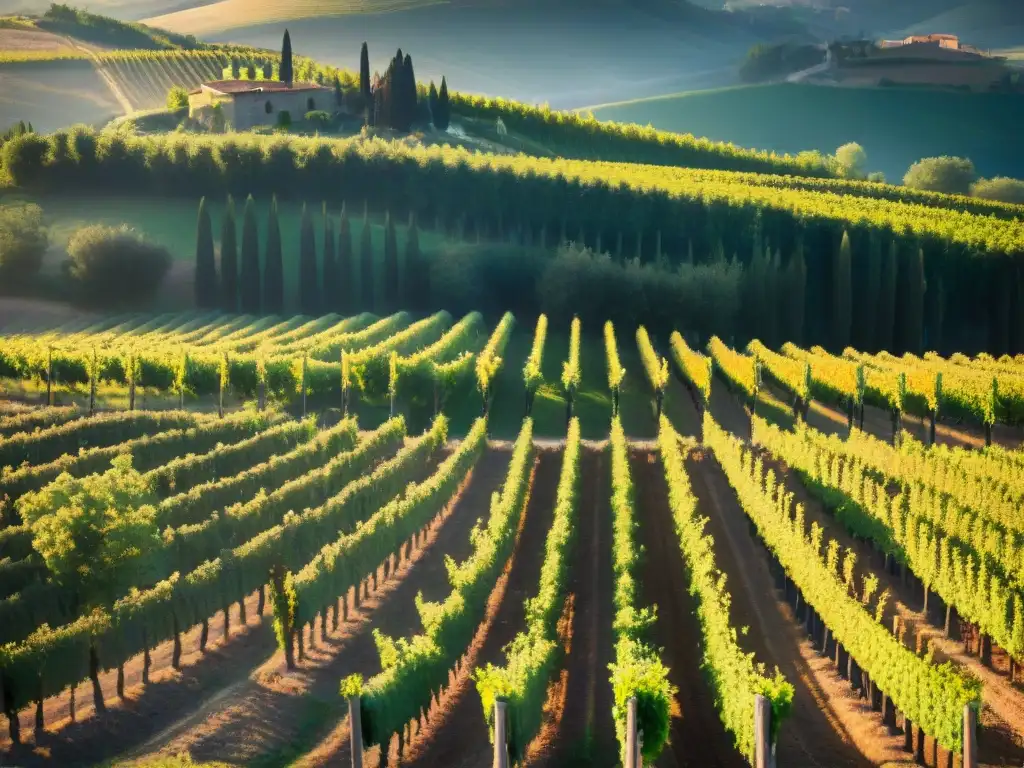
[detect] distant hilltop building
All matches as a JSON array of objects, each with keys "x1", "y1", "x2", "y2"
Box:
[
  {"x1": 878, "y1": 34, "x2": 984, "y2": 56},
  {"x1": 188, "y1": 80, "x2": 332, "y2": 131}
]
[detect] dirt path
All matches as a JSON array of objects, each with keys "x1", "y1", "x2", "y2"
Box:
[
  {"x1": 529, "y1": 448, "x2": 616, "y2": 768},
  {"x1": 631, "y1": 448, "x2": 746, "y2": 768},
  {"x1": 767, "y1": 451, "x2": 1024, "y2": 766},
  {"x1": 707, "y1": 372, "x2": 755, "y2": 440},
  {"x1": 687, "y1": 447, "x2": 902, "y2": 766},
  {"x1": 65, "y1": 38, "x2": 134, "y2": 114},
  {"x1": 397, "y1": 449, "x2": 561, "y2": 768},
  {"x1": 133, "y1": 449, "x2": 512, "y2": 767}
]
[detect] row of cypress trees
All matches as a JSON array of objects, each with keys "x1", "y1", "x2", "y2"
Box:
[{"x1": 194, "y1": 196, "x2": 425, "y2": 316}]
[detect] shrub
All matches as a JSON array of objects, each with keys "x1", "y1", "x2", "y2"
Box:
[
  {"x1": 903, "y1": 156, "x2": 977, "y2": 195},
  {"x1": 166, "y1": 85, "x2": 189, "y2": 113},
  {"x1": 971, "y1": 177, "x2": 1024, "y2": 205},
  {"x1": 304, "y1": 110, "x2": 331, "y2": 130},
  {"x1": 65, "y1": 224, "x2": 171, "y2": 307},
  {"x1": 867, "y1": 171, "x2": 887, "y2": 184},
  {"x1": 834, "y1": 142, "x2": 867, "y2": 180},
  {"x1": 0, "y1": 202, "x2": 48, "y2": 286},
  {"x1": 0, "y1": 132, "x2": 50, "y2": 187}
]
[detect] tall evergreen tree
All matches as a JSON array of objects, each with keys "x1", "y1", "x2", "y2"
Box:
[
  {"x1": 220, "y1": 195, "x2": 238, "y2": 313},
  {"x1": 404, "y1": 54, "x2": 417, "y2": 128},
  {"x1": 359, "y1": 42, "x2": 371, "y2": 106},
  {"x1": 322, "y1": 203, "x2": 337, "y2": 312},
  {"x1": 785, "y1": 239, "x2": 807, "y2": 345},
  {"x1": 239, "y1": 195, "x2": 261, "y2": 314},
  {"x1": 864, "y1": 230, "x2": 882, "y2": 351},
  {"x1": 833, "y1": 230, "x2": 853, "y2": 351},
  {"x1": 878, "y1": 240, "x2": 898, "y2": 352},
  {"x1": 360, "y1": 204, "x2": 374, "y2": 312},
  {"x1": 404, "y1": 212, "x2": 422, "y2": 310},
  {"x1": 194, "y1": 197, "x2": 218, "y2": 309},
  {"x1": 264, "y1": 195, "x2": 284, "y2": 314},
  {"x1": 428, "y1": 81, "x2": 439, "y2": 129},
  {"x1": 436, "y1": 76, "x2": 450, "y2": 131},
  {"x1": 280, "y1": 29, "x2": 293, "y2": 86},
  {"x1": 901, "y1": 246, "x2": 926, "y2": 355},
  {"x1": 337, "y1": 202, "x2": 353, "y2": 313},
  {"x1": 299, "y1": 203, "x2": 319, "y2": 315},
  {"x1": 383, "y1": 211, "x2": 399, "y2": 308}
]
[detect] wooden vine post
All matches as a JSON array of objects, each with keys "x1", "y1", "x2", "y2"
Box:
[
  {"x1": 89, "y1": 346, "x2": 97, "y2": 416},
  {"x1": 855, "y1": 364, "x2": 866, "y2": 431},
  {"x1": 341, "y1": 350, "x2": 350, "y2": 416},
  {"x1": 625, "y1": 696, "x2": 639, "y2": 768},
  {"x1": 218, "y1": 350, "x2": 228, "y2": 418},
  {"x1": 754, "y1": 693, "x2": 772, "y2": 768},
  {"x1": 964, "y1": 704, "x2": 978, "y2": 768},
  {"x1": 46, "y1": 344, "x2": 53, "y2": 406},
  {"x1": 257, "y1": 347, "x2": 267, "y2": 412},
  {"x1": 929, "y1": 372, "x2": 942, "y2": 446},
  {"x1": 493, "y1": 700, "x2": 509, "y2": 768},
  {"x1": 349, "y1": 695, "x2": 364, "y2": 768}
]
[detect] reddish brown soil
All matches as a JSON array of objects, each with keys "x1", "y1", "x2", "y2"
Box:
[
  {"x1": 0, "y1": 448, "x2": 448, "y2": 767},
  {"x1": 134, "y1": 449, "x2": 513, "y2": 767},
  {"x1": 631, "y1": 448, "x2": 747, "y2": 768},
  {"x1": 397, "y1": 449, "x2": 561, "y2": 768},
  {"x1": 685, "y1": 448, "x2": 900, "y2": 766},
  {"x1": 529, "y1": 448, "x2": 616, "y2": 768},
  {"x1": 766, "y1": 451, "x2": 1024, "y2": 766}
]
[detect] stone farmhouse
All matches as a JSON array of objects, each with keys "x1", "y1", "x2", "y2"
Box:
[{"x1": 188, "y1": 80, "x2": 333, "y2": 131}]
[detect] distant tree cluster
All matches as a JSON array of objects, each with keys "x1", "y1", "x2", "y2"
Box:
[
  {"x1": 370, "y1": 49, "x2": 419, "y2": 132},
  {"x1": 194, "y1": 196, "x2": 424, "y2": 316},
  {"x1": 739, "y1": 42, "x2": 826, "y2": 83},
  {"x1": 0, "y1": 202, "x2": 48, "y2": 288},
  {"x1": 429, "y1": 78, "x2": 451, "y2": 131},
  {"x1": 903, "y1": 156, "x2": 1024, "y2": 204}
]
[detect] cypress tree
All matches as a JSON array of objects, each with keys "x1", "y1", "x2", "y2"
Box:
[
  {"x1": 786, "y1": 239, "x2": 807, "y2": 345},
  {"x1": 404, "y1": 212, "x2": 422, "y2": 310},
  {"x1": 322, "y1": 203, "x2": 337, "y2": 312},
  {"x1": 902, "y1": 246, "x2": 926, "y2": 355},
  {"x1": 864, "y1": 230, "x2": 882, "y2": 351},
  {"x1": 1013, "y1": 264, "x2": 1024, "y2": 355},
  {"x1": 428, "y1": 81, "x2": 439, "y2": 129},
  {"x1": 360, "y1": 43, "x2": 371, "y2": 99},
  {"x1": 280, "y1": 30, "x2": 293, "y2": 86},
  {"x1": 437, "y1": 76, "x2": 450, "y2": 131},
  {"x1": 833, "y1": 230, "x2": 853, "y2": 351},
  {"x1": 337, "y1": 202, "x2": 353, "y2": 313},
  {"x1": 220, "y1": 195, "x2": 238, "y2": 313},
  {"x1": 264, "y1": 195, "x2": 284, "y2": 314},
  {"x1": 384, "y1": 210, "x2": 399, "y2": 308},
  {"x1": 404, "y1": 54, "x2": 417, "y2": 129},
  {"x1": 360, "y1": 204, "x2": 374, "y2": 312},
  {"x1": 239, "y1": 195, "x2": 261, "y2": 314},
  {"x1": 299, "y1": 203, "x2": 319, "y2": 315},
  {"x1": 878, "y1": 240, "x2": 898, "y2": 352},
  {"x1": 194, "y1": 196, "x2": 218, "y2": 309}
]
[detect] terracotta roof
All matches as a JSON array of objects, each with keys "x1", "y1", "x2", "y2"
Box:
[{"x1": 201, "y1": 80, "x2": 330, "y2": 95}]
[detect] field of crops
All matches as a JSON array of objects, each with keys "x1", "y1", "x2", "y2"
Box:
[{"x1": 4, "y1": 308, "x2": 1024, "y2": 768}]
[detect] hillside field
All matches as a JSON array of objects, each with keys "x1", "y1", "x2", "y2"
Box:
[{"x1": 587, "y1": 82, "x2": 1024, "y2": 181}]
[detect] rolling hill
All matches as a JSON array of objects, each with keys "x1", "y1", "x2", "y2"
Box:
[{"x1": 586, "y1": 82, "x2": 1024, "y2": 181}]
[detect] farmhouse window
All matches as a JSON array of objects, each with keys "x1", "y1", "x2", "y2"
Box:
[
  {"x1": 265, "y1": 101, "x2": 274, "y2": 114},
  {"x1": 307, "y1": 97, "x2": 316, "y2": 110}
]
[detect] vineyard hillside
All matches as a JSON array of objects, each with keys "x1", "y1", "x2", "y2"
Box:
[{"x1": 587, "y1": 82, "x2": 1024, "y2": 181}]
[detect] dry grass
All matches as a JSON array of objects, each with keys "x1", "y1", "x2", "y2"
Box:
[
  {"x1": 0, "y1": 27, "x2": 81, "y2": 55},
  {"x1": 145, "y1": 0, "x2": 445, "y2": 36}
]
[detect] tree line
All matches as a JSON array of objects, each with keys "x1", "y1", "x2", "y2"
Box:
[
  {"x1": 4, "y1": 127, "x2": 1021, "y2": 356},
  {"x1": 193, "y1": 196, "x2": 426, "y2": 316}
]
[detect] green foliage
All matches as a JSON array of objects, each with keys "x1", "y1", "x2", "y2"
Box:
[
  {"x1": 670, "y1": 332, "x2": 712, "y2": 404},
  {"x1": 709, "y1": 336, "x2": 757, "y2": 399},
  {"x1": 608, "y1": 416, "x2": 674, "y2": 762},
  {"x1": 636, "y1": 326, "x2": 669, "y2": 396},
  {"x1": 269, "y1": 565, "x2": 296, "y2": 654},
  {"x1": 21, "y1": 454, "x2": 161, "y2": 607},
  {"x1": 971, "y1": 177, "x2": 1024, "y2": 205},
  {"x1": 904, "y1": 156, "x2": 977, "y2": 195},
  {"x1": 834, "y1": 143, "x2": 867, "y2": 180},
  {"x1": 383, "y1": 211, "x2": 399, "y2": 308},
  {"x1": 264, "y1": 195, "x2": 284, "y2": 314},
  {"x1": 167, "y1": 86, "x2": 189, "y2": 113},
  {"x1": 239, "y1": 195, "x2": 261, "y2": 314},
  {"x1": 833, "y1": 231, "x2": 852, "y2": 351},
  {"x1": 706, "y1": 413, "x2": 981, "y2": 752},
  {"x1": 604, "y1": 321, "x2": 626, "y2": 399},
  {"x1": 299, "y1": 202, "x2": 318, "y2": 315},
  {"x1": 279, "y1": 29, "x2": 293, "y2": 86},
  {"x1": 0, "y1": 202, "x2": 47, "y2": 287},
  {"x1": 220, "y1": 195, "x2": 238, "y2": 313},
  {"x1": 475, "y1": 312, "x2": 515, "y2": 406},
  {"x1": 560, "y1": 316, "x2": 582, "y2": 395},
  {"x1": 361, "y1": 417, "x2": 529, "y2": 746},
  {"x1": 659, "y1": 416, "x2": 792, "y2": 758},
  {"x1": 739, "y1": 42, "x2": 827, "y2": 84},
  {"x1": 391, "y1": 312, "x2": 484, "y2": 409},
  {"x1": 474, "y1": 417, "x2": 580, "y2": 760},
  {"x1": 39, "y1": 3, "x2": 203, "y2": 50},
  {"x1": 340, "y1": 673, "x2": 363, "y2": 699},
  {"x1": 65, "y1": 224, "x2": 171, "y2": 308},
  {"x1": 194, "y1": 197, "x2": 217, "y2": 309},
  {"x1": 522, "y1": 314, "x2": 548, "y2": 395}
]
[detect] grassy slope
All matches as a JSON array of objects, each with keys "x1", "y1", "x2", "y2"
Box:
[{"x1": 588, "y1": 82, "x2": 1024, "y2": 181}]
